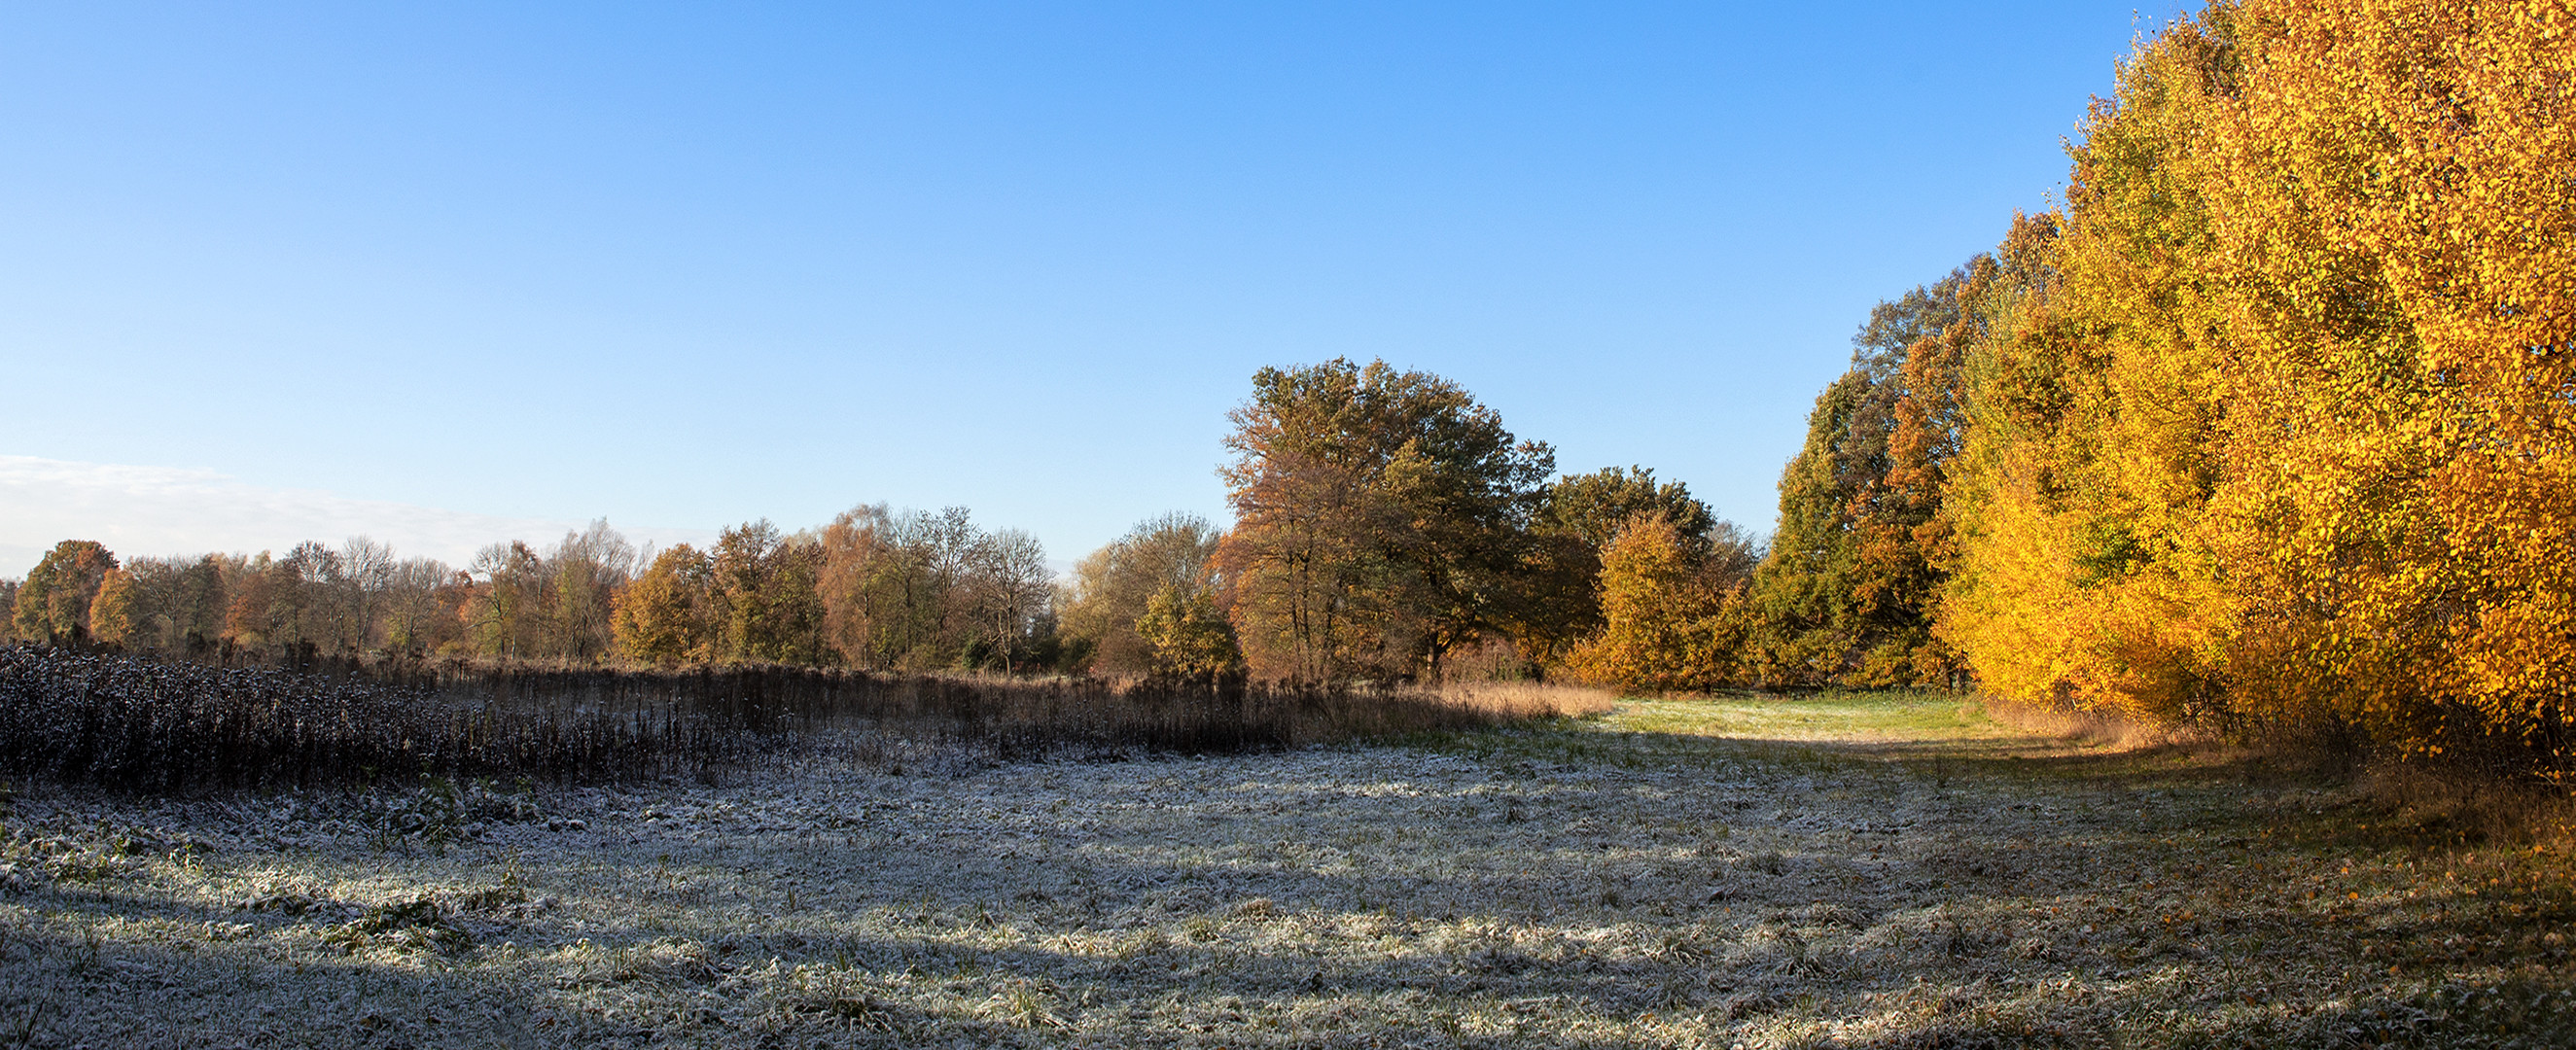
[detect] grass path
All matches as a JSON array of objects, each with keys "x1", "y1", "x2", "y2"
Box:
[{"x1": 0, "y1": 691, "x2": 2570, "y2": 1047}]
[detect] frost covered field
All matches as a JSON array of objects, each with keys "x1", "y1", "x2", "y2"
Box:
[{"x1": 2, "y1": 693, "x2": 2572, "y2": 1048}]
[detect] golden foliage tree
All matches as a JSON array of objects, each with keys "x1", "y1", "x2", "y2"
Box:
[
  {"x1": 2191, "y1": 0, "x2": 2576, "y2": 751},
  {"x1": 1920, "y1": 0, "x2": 2576, "y2": 765},
  {"x1": 120, "y1": 555, "x2": 235, "y2": 655},
  {"x1": 1938, "y1": 16, "x2": 2242, "y2": 724},
  {"x1": 12, "y1": 540, "x2": 120, "y2": 647},
  {"x1": 1135, "y1": 582, "x2": 1245, "y2": 681},
  {"x1": 614, "y1": 543, "x2": 715, "y2": 665},
  {"x1": 1515, "y1": 467, "x2": 1721, "y2": 669},
  {"x1": 87, "y1": 568, "x2": 137, "y2": 648},
  {"x1": 1564, "y1": 514, "x2": 1745, "y2": 693}
]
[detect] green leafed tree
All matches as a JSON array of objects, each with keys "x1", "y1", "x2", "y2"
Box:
[{"x1": 1746, "y1": 373, "x2": 1872, "y2": 684}]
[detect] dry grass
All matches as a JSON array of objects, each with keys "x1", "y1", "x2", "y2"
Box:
[
  {"x1": 0, "y1": 690, "x2": 2569, "y2": 1047},
  {"x1": 1972, "y1": 694, "x2": 2206, "y2": 753},
  {"x1": 0, "y1": 648, "x2": 1557, "y2": 789},
  {"x1": 1429, "y1": 681, "x2": 1617, "y2": 720}
]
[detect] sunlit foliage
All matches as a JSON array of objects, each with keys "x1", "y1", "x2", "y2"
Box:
[
  {"x1": 1564, "y1": 512, "x2": 1757, "y2": 693},
  {"x1": 613, "y1": 543, "x2": 716, "y2": 665},
  {"x1": 1216, "y1": 358, "x2": 1555, "y2": 682},
  {"x1": 1059, "y1": 512, "x2": 1236, "y2": 678},
  {"x1": 11, "y1": 540, "x2": 118, "y2": 648},
  {"x1": 1914, "y1": 0, "x2": 2576, "y2": 765},
  {"x1": 1136, "y1": 582, "x2": 1245, "y2": 681},
  {"x1": 86, "y1": 567, "x2": 136, "y2": 647},
  {"x1": 1513, "y1": 467, "x2": 1723, "y2": 668}
]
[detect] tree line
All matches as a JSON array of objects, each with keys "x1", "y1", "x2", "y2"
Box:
[
  {"x1": 1577, "y1": 0, "x2": 2573, "y2": 768},
  {"x1": 3, "y1": 356, "x2": 1760, "y2": 690},
  {"x1": 2, "y1": 509, "x2": 1063, "y2": 674},
  {"x1": 1077, "y1": 0, "x2": 2576, "y2": 775}
]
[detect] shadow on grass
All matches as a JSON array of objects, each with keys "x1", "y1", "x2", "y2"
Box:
[
  {"x1": 17, "y1": 845, "x2": 2570, "y2": 1050},
  {"x1": 13, "y1": 688, "x2": 2576, "y2": 1048}
]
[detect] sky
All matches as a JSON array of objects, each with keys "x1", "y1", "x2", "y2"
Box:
[{"x1": 0, "y1": 1, "x2": 2188, "y2": 575}]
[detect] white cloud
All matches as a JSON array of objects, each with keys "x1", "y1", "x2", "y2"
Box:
[{"x1": 0, "y1": 455, "x2": 715, "y2": 576}]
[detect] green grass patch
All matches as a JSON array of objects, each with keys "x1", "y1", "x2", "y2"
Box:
[
  {"x1": 1601, "y1": 688, "x2": 2000, "y2": 742},
  {"x1": 1413, "y1": 688, "x2": 2031, "y2": 773}
]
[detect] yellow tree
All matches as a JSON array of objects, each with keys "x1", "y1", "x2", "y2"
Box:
[
  {"x1": 1515, "y1": 466, "x2": 1721, "y2": 670},
  {"x1": 613, "y1": 544, "x2": 714, "y2": 665},
  {"x1": 2193, "y1": 0, "x2": 2576, "y2": 752},
  {"x1": 1937, "y1": 0, "x2": 2576, "y2": 768},
  {"x1": 1566, "y1": 513, "x2": 1745, "y2": 693},
  {"x1": 88, "y1": 568, "x2": 137, "y2": 648},
  {"x1": 1136, "y1": 583, "x2": 1245, "y2": 680},
  {"x1": 1940, "y1": 14, "x2": 2240, "y2": 723}
]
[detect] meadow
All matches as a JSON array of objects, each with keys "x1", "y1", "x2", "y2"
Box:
[{"x1": 2, "y1": 681, "x2": 2569, "y2": 1047}]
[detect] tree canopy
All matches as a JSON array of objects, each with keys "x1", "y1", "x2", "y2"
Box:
[{"x1": 1216, "y1": 358, "x2": 1556, "y2": 682}]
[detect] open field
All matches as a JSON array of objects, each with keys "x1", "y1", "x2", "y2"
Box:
[{"x1": 2, "y1": 691, "x2": 2572, "y2": 1047}]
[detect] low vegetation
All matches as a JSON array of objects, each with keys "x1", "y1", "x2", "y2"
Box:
[
  {"x1": 0, "y1": 647, "x2": 1588, "y2": 790},
  {"x1": 1, "y1": 691, "x2": 2566, "y2": 1047}
]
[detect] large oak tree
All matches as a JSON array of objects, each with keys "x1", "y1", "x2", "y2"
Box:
[{"x1": 1217, "y1": 359, "x2": 1553, "y2": 682}]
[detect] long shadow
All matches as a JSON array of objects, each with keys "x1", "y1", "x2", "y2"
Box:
[{"x1": 12, "y1": 711, "x2": 2569, "y2": 1048}]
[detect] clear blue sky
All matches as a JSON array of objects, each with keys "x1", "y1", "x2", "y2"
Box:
[{"x1": 0, "y1": 2, "x2": 2184, "y2": 569}]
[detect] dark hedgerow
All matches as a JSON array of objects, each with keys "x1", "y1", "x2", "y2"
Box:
[{"x1": 0, "y1": 646, "x2": 1519, "y2": 790}]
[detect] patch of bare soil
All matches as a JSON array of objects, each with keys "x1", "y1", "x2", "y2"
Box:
[{"x1": 0, "y1": 704, "x2": 2569, "y2": 1047}]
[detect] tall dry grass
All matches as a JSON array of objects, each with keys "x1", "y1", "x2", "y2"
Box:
[
  {"x1": 0, "y1": 646, "x2": 1567, "y2": 791},
  {"x1": 1429, "y1": 680, "x2": 1616, "y2": 719},
  {"x1": 1971, "y1": 693, "x2": 2203, "y2": 752}
]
